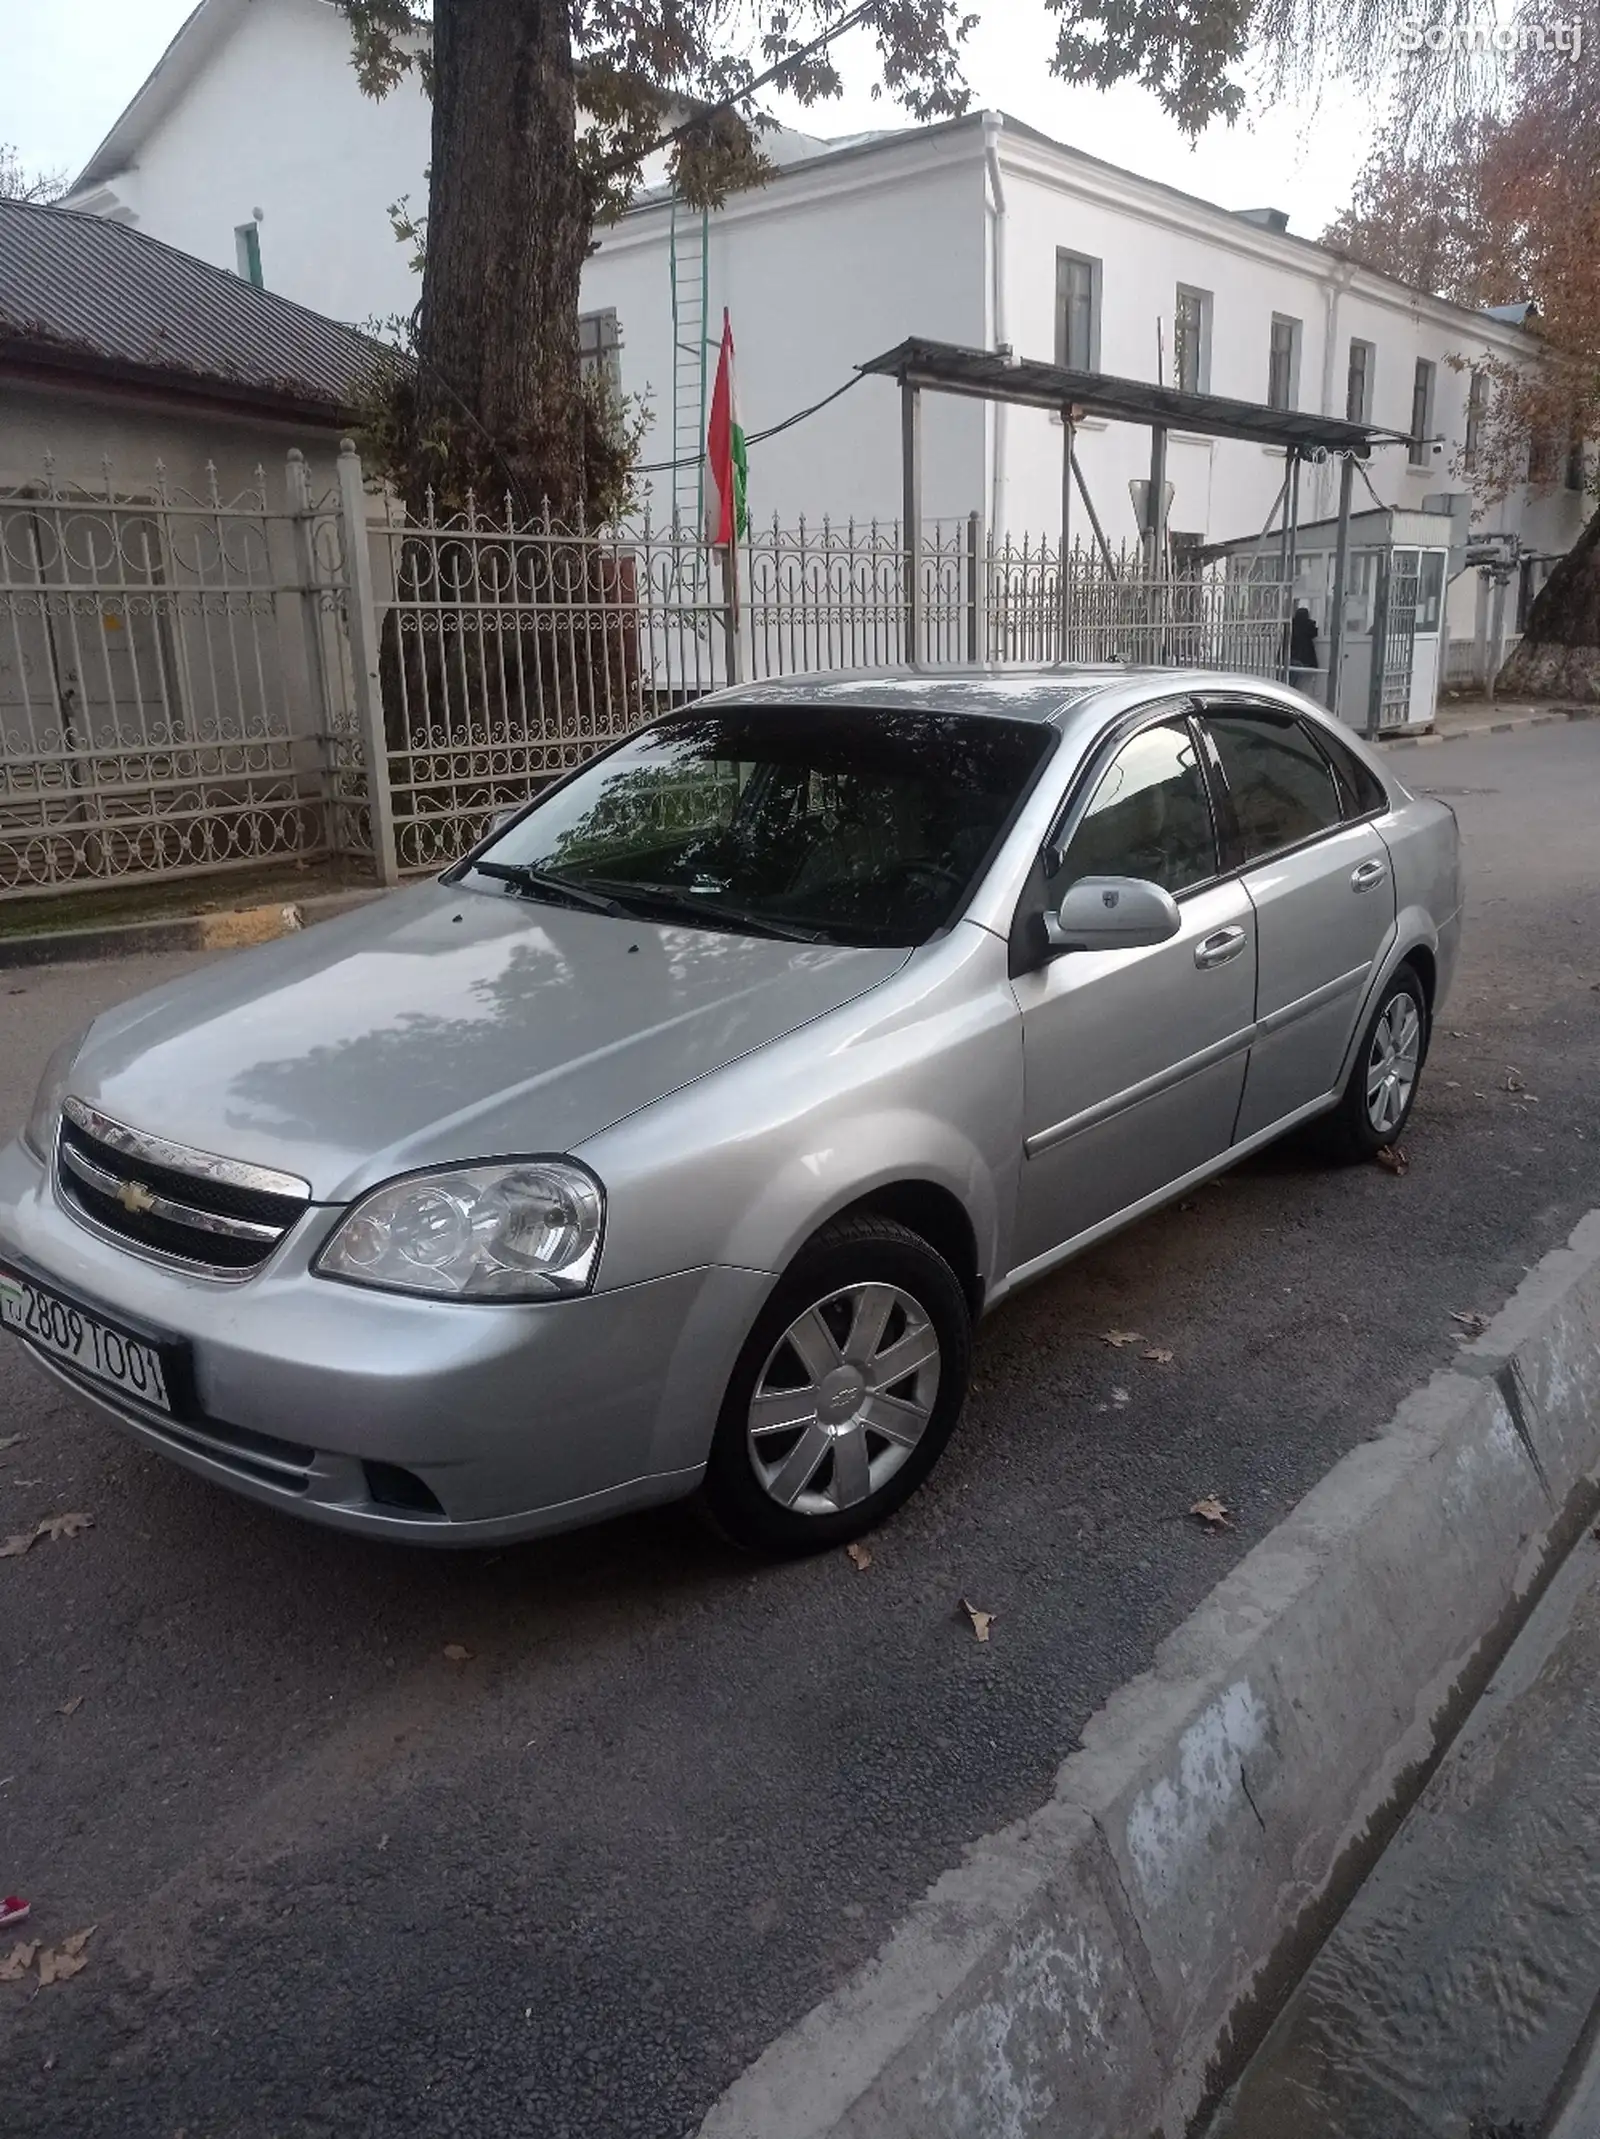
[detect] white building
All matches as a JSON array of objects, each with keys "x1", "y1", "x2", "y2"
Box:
[{"x1": 62, "y1": 0, "x2": 1586, "y2": 673}]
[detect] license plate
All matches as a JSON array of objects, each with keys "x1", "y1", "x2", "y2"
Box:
[{"x1": 0, "y1": 1262, "x2": 176, "y2": 1415}]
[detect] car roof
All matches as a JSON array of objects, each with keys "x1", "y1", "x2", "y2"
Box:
[
  {"x1": 701, "y1": 664, "x2": 1302, "y2": 726},
  {"x1": 702, "y1": 665, "x2": 1172, "y2": 725}
]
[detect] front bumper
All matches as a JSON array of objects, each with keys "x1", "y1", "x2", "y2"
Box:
[{"x1": 0, "y1": 1136, "x2": 771, "y2": 1545}]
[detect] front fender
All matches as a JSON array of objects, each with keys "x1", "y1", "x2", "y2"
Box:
[{"x1": 580, "y1": 926, "x2": 1023, "y2": 1297}]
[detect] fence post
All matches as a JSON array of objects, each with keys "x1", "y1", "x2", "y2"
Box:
[
  {"x1": 335, "y1": 441, "x2": 400, "y2": 885},
  {"x1": 965, "y1": 512, "x2": 981, "y2": 664},
  {"x1": 284, "y1": 450, "x2": 340, "y2": 857}
]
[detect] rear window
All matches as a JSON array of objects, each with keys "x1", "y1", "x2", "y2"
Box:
[{"x1": 1205, "y1": 712, "x2": 1343, "y2": 863}]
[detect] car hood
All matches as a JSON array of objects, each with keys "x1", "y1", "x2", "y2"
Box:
[{"x1": 69, "y1": 881, "x2": 910, "y2": 1201}]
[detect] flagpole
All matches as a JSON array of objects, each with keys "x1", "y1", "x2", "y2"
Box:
[{"x1": 721, "y1": 526, "x2": 744, "y2": 684}]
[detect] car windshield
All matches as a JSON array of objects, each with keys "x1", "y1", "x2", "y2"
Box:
[{"x1": 468, "y1": 706, "x2": 1054, "y2": 947}]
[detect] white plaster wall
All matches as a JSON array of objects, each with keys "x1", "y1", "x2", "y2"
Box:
[
  {"x1": 0, "y1": 376, "x2": 349, "y2": 502},
  {"x1": 583, "y1": 140, "x2": 989, "y2": 528},
  {"x1": 91, "y1": 0, "x2": 429, "y2": 325}
]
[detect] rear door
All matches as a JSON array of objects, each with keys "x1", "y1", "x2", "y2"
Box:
[
  {"x1": 1010, "y1": 708, "x2": 1257, "y2": 1269},
  {"x1": 1198, "y1": 702, "x2": 1395, "y2": 1141}
]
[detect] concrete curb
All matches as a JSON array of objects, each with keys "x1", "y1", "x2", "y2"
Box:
[
  {"x1": 0, "y1": 889, "x2": 386, "y2": 970},
  {"x1": 1383, "y1": 704, "x2": 1597, "y2": 751},
  {"x1": 700, "y1": 1211, "x2": 1600, "y2": 2139}
]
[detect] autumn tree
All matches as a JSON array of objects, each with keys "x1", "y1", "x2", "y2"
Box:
[{"x1": 1328, "y1": 12, "x2": 1600, "y2": 697}]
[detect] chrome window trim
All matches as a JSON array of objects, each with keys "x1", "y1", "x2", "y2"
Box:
[{"x1": 61, "y1": 1096, "x2": 312, "y2": 1203}]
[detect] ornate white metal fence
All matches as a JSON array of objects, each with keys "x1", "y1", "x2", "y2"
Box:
[
  {"x1": 0, "y1": 458, "x2": 352, "y2": 896},
  {"x1": 0, "y1": 444, "x2": 1294, "y2": 898}
]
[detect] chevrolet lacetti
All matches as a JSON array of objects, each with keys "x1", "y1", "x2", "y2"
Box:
[{"x1": 0, "y1": 668, "x2": 1460, "y2": 1556}]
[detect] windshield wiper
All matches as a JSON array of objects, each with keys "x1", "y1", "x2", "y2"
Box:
[
  {"x1": 471, "y1": 859, "x2": 630, "y2": 918},
  {"x1": 585, "y1": 879, "x2": 827, "y2": 943}
]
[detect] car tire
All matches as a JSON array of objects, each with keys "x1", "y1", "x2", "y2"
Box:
[
  {"x1": 1317, "y1": 964, "x2": 1429, "y2": 1164},
  {"x1": 700, "y1": 1214, "x2": 972, "y2": 1558}
]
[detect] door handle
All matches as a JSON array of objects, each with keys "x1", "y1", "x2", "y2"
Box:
[
  {"x1": 1351, "y1": 859, "x2": 1389, "y2": 893},
  {"x1": 1195, "y1": 926, "x2": 1247, "y2": 969}
]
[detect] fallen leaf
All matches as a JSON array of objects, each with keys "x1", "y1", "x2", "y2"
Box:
[
  {"x1": 1375, "y1": 1145, "x2": 1409, "y2": 1175},
  {"x1": 442, "y1": 1642, "x2": 472, "y2": 1663},
  {"x1": 1100, "y1": 1329, "x2": 1143, "y2": 1348},
  {"x1": 1110, "y1": 1385, "x2": 1131, "y2": 1407},
  {"x1": 961, "y1": 1598, "x2": 995, "y2": 1644},
  {"x1": 0, "y1": 1940, "x2": 39, "y2": 1982},
  {"x1": 1142, "y1": 1347, "x2": 1174, "y2": 1364},
  {"x1": 1190, "y1": 1495, "x2": 1234, "y2": 1530},
  {"x1": 0, "y1": 1530, "x2": 37, "y2": 1560},
  {"x1": 35, "y1": 1512, "x2": 92, "y2": 1543},
  {"x1": 56, "y1": 1695, "x2": 84, "y2": 1717},
  {"x1": 1502, "y1": 1068, "x2": 1526, "y2": 1093},
  {"x1": 36, "y1": 1927, "x2": 95, "y2": 1986},
  {"x1": 1450, "y1": 1310, "x2": 1491, "y2": 1337},
  {"x1": 845, "y1": 1541, "x2": 872, "y2": 1572},
  {"x1": 0, "y1": 1434, "x2": 23, "y2": 1455}
]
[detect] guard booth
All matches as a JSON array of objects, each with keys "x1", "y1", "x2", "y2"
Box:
[{"x1": 1208, "y1": 506, "x2": 1454, "y2": 735}]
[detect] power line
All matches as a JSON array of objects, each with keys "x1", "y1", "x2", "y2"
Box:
[{"x1": 631, "y1": 370, "x2": 866, "y2": 475}]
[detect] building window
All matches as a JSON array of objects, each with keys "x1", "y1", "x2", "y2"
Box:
[
  {"x1": 1529, "y1": 422, "x2": 1559, "y2": 484},
  {"x1": 1566, "y1": 429, "x2": 1586, "y2": 492},
  {"x1": 1346, "y1": 339, "x2": 1374, "y2": 425},
  {"x1": 1056, "y1": 250, "x2": 1102, "y2": 372},
  {"x1": 1267, "y1": 314, "x2": 1301, "y2": 411},
  {"x1": 1464, "y1": 369, "x2": 1488, "y2": 471},
  {"x1": 1409, "y1": 358, "x2": 1436, "y2": 467},
  {"x1": 234, "y1": 221, "x2": 263, "y2": 288},
  {"x1": 579, "y1": 308, "x2": 622, "y2": 391},
  {"x1": 1174, "y1": 285, "x2": 1212, "y2": 394}
]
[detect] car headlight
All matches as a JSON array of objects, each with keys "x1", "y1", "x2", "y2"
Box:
[
  {"x1": 315, "y1": 1160, "x2": 604, "y2": 1300},
  {"x1": 24, "y1": 1025, "x2": 90, "y2": 1162}
]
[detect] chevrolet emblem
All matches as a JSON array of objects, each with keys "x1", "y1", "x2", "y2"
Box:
[{"x1": 116, "y1": 1178, "x2": 157, "y2": 1216}]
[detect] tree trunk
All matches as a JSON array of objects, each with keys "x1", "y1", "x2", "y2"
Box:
[
  {"x1": 1497, "y1": 504, "x2": 1600, "y2": 701},
  {"x1": 417, "y1": 0, "x2": 589, "y2": 519}
]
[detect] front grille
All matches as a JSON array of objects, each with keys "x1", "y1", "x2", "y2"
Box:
[{"x1": 55, "y1": 1097, "x2": 311, "y2": 1277}]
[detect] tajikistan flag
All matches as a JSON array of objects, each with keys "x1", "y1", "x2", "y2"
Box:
[{"x1": 706, "y1": 309, "x2": 749, "y2": 544}]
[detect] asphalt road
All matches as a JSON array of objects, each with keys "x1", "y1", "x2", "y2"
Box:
[{"x1": 3, "y1": 721, "x2": 1598, "y2": 2139}]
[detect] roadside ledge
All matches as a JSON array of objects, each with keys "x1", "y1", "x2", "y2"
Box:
[
  {"x1": 700, "y1": 1209, "x2": 1600, "y2": 2139},
  {"x1": 1384, "y1": 702, "x2": 1597, "y2": 751},
  {"x1": 0, "y1": 890, "x2": 386, "y2": 970}
]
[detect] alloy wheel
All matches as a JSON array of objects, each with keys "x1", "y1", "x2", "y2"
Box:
[
  {"x1": 1366, "y1": 992, "x2": 1422, "y2": 1137},
  {"x1": 746, "y1": 1281, "x2": 941, "y2": 1517}
]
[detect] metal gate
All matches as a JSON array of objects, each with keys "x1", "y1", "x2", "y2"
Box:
[
  {"x1": 1368, "y1": 551, "x2": 1421, "y2": 733},
  {"x1": 0, "y1": 463, "x2": 336, "y2": 895}
]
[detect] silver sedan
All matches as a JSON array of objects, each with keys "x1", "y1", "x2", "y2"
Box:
[{"x1": 0, "y1": 667, "x2": 1460, "y2": 1555}]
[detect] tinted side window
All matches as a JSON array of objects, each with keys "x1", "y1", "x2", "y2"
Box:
[
  {"x1": 1317, "y1": 727, "x2": 1390, "y2": 818},
  {"x1": 1206, "y1": 713, "x2": 1342, "y2": 862},
  {"x1": 1063, "y1": 720, "x2": 1218, "y2": 896}
]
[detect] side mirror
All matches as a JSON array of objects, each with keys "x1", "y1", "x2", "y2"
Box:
[{"x1": 1043, "y1": 875, "x2": 1182, "y2": 954}]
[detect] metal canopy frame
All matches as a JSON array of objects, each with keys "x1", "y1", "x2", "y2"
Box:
[{"x1": 861, "y1": 335, "x2": 1400, "y2": 714}]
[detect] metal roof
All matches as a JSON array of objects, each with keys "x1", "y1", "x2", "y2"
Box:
[
  {"x1": 860, "y1": 337, "x2": 1393, "y2": 455},
  {"x1": 0, "y1": 198, "x2": 382, "y2": 417}
]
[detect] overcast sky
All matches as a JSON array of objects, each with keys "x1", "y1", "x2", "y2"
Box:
[{"x1": 1, "y1": 0, "x2": 1377, "y2": 238}]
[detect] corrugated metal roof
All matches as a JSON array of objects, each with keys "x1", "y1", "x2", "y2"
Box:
[
  {"x1": 860, "y1": 337, "x2": 1394, "y2": 455},
  {"x1": 0, "y1": 198, "x2": 382, "y2": 414}
]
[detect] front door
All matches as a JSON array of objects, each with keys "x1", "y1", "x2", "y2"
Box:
[
  {"x1": 1011, "y1": 713, "x2": 1257, "y2": 1271},
  {"x1": 1200, "y1": 704, "x2": 1396, "y2": 1141}
]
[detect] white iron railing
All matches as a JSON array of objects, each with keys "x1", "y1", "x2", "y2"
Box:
[{"x1": 0, "y1": 445, "x2": 1295, "y2": 894}]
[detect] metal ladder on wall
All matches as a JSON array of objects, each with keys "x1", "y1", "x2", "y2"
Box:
[{"x1": 669, "y1": 198, "x2": 710, "y2": 541}]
